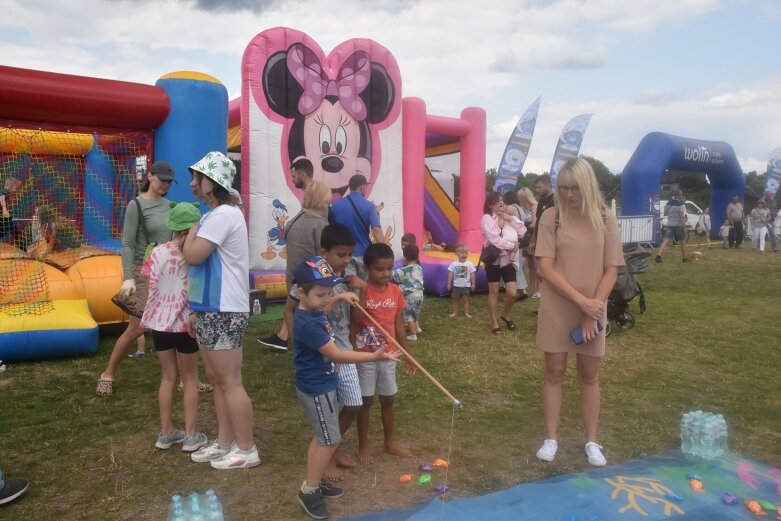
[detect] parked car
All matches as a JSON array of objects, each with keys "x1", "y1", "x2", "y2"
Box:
[{"x1": 660, "y1": 199, "x2": 704, "y2": 232}]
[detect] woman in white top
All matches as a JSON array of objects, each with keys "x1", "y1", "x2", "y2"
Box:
[
  {"x1": 749, "y1": 200, "x2": 770, "y2": 253},
  {"x1": 695, "y1": 207, "x2": 711, "y2": 249},
  {"x1": 182, "y1": 151, "x2": 260, "y2": 470}
]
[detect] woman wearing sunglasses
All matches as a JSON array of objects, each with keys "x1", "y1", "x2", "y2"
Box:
[{"x1": 533, "y1": 158, "x2": 624, "y2": 467}]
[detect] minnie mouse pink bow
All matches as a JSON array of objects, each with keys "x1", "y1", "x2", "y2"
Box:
[{"x1": 287, "y1": 42, "x2": 372, "y2": 122}]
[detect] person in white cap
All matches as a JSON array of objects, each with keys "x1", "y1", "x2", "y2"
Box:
[{"x1": 182, "y1": 151, "x2": 260, "y2": 470}]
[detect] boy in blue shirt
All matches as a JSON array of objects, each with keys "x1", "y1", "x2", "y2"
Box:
[
  {"x1": 285, "y1": 224, "x2": 366, "y2": 481},
  {"x1": 293, "y1": 256, "x2": 400, "y2": 520}
]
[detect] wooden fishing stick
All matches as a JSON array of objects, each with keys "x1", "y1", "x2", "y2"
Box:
[{"x1": 354, "y1": 303, "x2": 463, "y2": 409}]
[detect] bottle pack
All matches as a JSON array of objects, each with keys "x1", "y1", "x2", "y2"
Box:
[
  {"x1": 167, "y1": 490, "x2": 224, "y2": 521},
  {"x1": 680, "y1": 410, "x2": 728, "y2": 459}
]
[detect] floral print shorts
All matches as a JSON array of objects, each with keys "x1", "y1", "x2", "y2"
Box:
[{"x1": 195, "y1": 312, "x2": 249, "y2": 351}]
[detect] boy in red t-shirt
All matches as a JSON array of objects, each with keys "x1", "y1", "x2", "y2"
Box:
[{"x1": 353, "y1": 243, "x2": 416, "y2": 463}]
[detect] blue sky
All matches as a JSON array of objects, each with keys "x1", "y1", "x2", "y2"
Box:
[{"x1": 1, "y1": 0, "x2": 778, "y2": 176}]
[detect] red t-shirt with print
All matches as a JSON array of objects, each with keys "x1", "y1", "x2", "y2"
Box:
[{"x1": 355, "y1": 282, "x2": 406, "y2": 353}]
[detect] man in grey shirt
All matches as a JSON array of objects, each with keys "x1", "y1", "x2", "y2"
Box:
[
  {"x1": 726, "y1": 195, "x2": 745, "y2": 248},
  {"x1": 656, "y1": 190, "x2": 688, "y2": 263}
]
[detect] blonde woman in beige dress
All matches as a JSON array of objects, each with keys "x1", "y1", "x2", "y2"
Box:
[{"x1": 534, "y1": 158, "x2": 624, "y2": 467}]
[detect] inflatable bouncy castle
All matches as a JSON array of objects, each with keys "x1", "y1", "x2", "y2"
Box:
[
  {"x1": 230, "y1": 27, "x2": 488, "y2": 297},
  {"x1": 0, "y1": 66, "x2": 227, "y2": 361},
  {"x1": 1, "y1": 27, "x2": 491, "y2": 361}
]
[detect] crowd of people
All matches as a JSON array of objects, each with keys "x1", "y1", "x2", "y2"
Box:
[
  {"x1": 5, "y1": 151, "x2": 778, "y2": 518},
  {"x1": 655, "y1": 190, "x2": 780, "y2": 261}
]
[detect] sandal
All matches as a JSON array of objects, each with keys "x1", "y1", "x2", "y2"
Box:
[
  {"x1": 492, "y1": 327, "x2": 503, "y2": 335},
  {"x1": 96, "y1": 379, "x2": 113, "y2": 397},
  {"x1": 177, "y1": 381, "x2": 214, "y2": 393},
  {"x1": 500, "y1": 317, "x2": 517, "y2": 330}
]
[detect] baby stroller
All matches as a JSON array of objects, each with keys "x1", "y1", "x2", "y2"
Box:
[{"x1": 605, "y1": 247, "x2": 649, "y2": 337}]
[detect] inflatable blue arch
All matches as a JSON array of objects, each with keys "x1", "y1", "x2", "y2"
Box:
[{"x1": 621, "y1": 132, "x2": 744, "y2": 239}]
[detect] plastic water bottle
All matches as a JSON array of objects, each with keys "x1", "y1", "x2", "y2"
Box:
[
  {"x1": 715, "y1": 414, "x2": 728, "y2": 456},
  {"x1": 205, "y1": 489, "x2": 224, "y2": 521},
  {"x1": 206, "y1": 499, "x2": 224, "y2": 521},
  {"x1": 168, "y1": 495, "x2": 184, "y2": 521},
  {"x1": 680, "y1": 412, "x2": 693, "y2": 454},
  {"x1": 169, "y1": 506, "x2": 186, "y2": 521},
  {"x1": 702, "y1": 416, "x2": 716, "y2": 459},
  {"x1": 187, "y1": 493, "x2": 203, "y2": 521}
]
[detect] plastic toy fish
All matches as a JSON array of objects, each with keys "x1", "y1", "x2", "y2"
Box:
[
  {"x1": 745, "y1": 500, "x2": 767, "y2": 516},
  {"x1": 434, "y1": 483, "x2": 449, "y2": 494},
  {"x1": 399, "y1": 474, "x2": 413, "y2": 483},
  {"x1": 417, "y1": 473, "x2": 432, "y2": 485},
  {"x1": 685, "y1": 472, "x2": 702, "y2": 480},
  {"x1": 665, "y1": 493, "x2": 683, "y2": 503},
  {"x1": 432, "y1": 458, "x2": 449, "y2": 468},
  {"x1": 689, "y1": 479, "x2": 704, "y2": 493},
  {"x1": 758, "y1": 501, "x2": 777, "y2": 512},
  {"x1": 419, "y1": 464, "x2": 433, "y2": 472},
  {"x1": 775, "y1": 505, "x2": 780, "y2": 520},
  {"x1": 722, "y1": 493, "x2": 739, "y2": 505}
]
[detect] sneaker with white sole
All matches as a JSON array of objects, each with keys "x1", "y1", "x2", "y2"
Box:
[
  {"x1": 536, "y1": 439, "x2": 558, "y2": 462},
  {"x1": 585, "y1": 442, "x2": 607, "y2": 467},
  {"x1": 257, "y1": 334, "x2": 288, "y2": 351},
  {"x1": 0, "y1": 469, "x2": 29, "y2": 506},
  {"x1": 182, "y1": 432, "x2": 208, "y2": 452},
  {"x1": 210, "y1": 444, "x2": 261, "y2": 470},
  {"x1": 297, "y1": 488, "x2": 329, "y2": 519},
  {"x1": 318, "y1": 479, "x2": 344, "y2": 498},
  {"x1": 155, "y1": 428, "x2": 185, "y2": 449},
  {"x1": 190, "y1": 441, "x2": 233, "y2": 463},
  {"x1": 406, "y1": 334, "x2": 417, "y2": 341}
]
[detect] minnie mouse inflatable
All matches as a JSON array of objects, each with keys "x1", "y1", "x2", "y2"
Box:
[{"x1": 263, "y1": 42, "x2": 396, "y2": 198}]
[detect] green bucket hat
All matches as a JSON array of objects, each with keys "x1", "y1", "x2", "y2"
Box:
[
  {"x1": 188, "y1": 151, "x2": 236, "y2": 192},
  {"x1": 166, "y1": 202, "x2": 201, "y2": 231}
]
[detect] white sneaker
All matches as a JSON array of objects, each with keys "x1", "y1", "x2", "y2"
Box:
[
  {"x1": 536, "y1": 439, "x2": 558, "y2": 462},
  {"x1": 416, "y1": 327, "x2": 422, "y2": 334},
  {"x1": 406, "y1": 335, "x2": 417, "y2": 341},
  {"x1": 210, "y1": 444, "x2": 261, "y2": 470},
  {"x1": 182, "y1": 432, "x2": 208, "y2": 452},
  {"x1": 190, "y1": 441, "x2": 233, "y2": 463},
  {"x1": 585, "y1": 442, "x2": 607, "y2": 467}
]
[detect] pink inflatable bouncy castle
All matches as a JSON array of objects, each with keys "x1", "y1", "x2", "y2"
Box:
[{"x1": 233, "y1": 27, "x2": 487, "y2": 296}]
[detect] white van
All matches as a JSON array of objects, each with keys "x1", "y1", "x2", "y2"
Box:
[{"x1": 660, "y1": 199, "x2": 704, "y2": 231}]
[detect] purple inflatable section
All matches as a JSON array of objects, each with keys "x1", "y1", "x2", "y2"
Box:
[{"x1": 423, "y1": 191, "x2": 459, "y2": 246}]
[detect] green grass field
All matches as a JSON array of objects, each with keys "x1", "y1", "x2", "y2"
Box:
[{"x1": 1, "y1": 245, "x2": 779, "y2": 520}]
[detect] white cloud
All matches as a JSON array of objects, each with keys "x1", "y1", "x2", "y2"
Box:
[{"x1": 1, "y1": 0, "x2": 778, "y2": 180}]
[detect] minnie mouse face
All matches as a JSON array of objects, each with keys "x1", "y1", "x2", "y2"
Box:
[
  {"x1": 303, "y1": 99, "x2": 371, "y2": 196},
  {"x1": 263, "y1": 42, "x2": 395, "y2": 200}
]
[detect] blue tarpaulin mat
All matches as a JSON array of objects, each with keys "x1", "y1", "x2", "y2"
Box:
[{"x1": 346, "y1": 451, "x2": 780, "y2": 520}]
